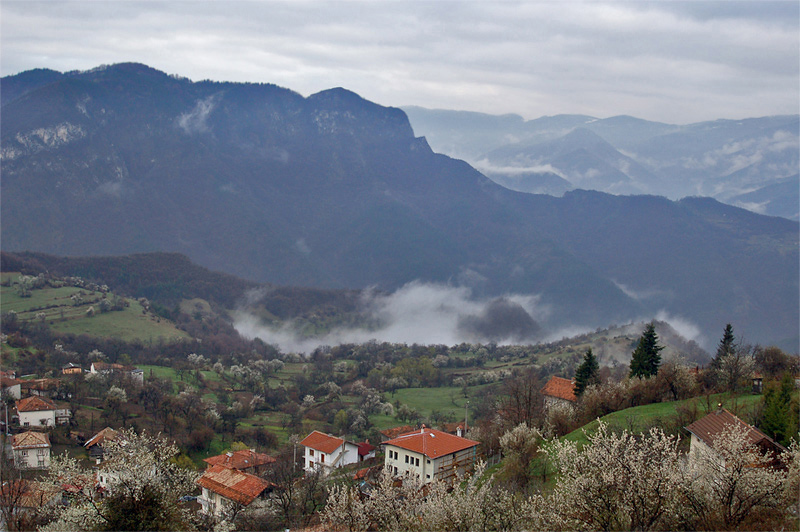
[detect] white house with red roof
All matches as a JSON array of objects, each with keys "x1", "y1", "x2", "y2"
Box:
[
  {"x1": 196, "y1": 465, "x2": 274, "y2": 517},
  {"x1": 11, "y1": 431, "x2": 51, "y2": 469},
  {"x1": 685, "y1": 407, "x2": 786, "y2": 468},
  {"x1": 299, "y1": 431, "x2": 365, "y2": 474},
  {"x1": 382, "y1": 426, "x2": 480, "y2": 484},
  {"x1": 541, "y1": 376, "x2": 577, "y2": 409},
  {"x1": 15, "y1": 396, "x2": 58, "y2": 427}
]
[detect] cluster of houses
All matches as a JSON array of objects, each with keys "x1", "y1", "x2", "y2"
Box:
[{"x1": 1, "y1": 363, "x2": 788, "y2": 524}]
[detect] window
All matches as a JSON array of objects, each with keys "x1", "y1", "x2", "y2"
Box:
[
  {"x1": 37, "y1": 449, "x2": 45, "y2": 455},
  {"x1": 405, "y1": 455, "x2": 409, "y2": 464},
  {"x1": 320, "y1": 454, "x2": 325, "y2": 463},
  {"x1": 309, "y1": 449, "x2": 314, "y2": 456},
  {"x1": 21, "y1": 450, "x2": 28, "y2": 457},
  {"x1": 24, "y1": 422, "x2": 30, "y2": 427},
  {"x1": 415, "y1": 458, "x2": 419, "y2": 466}
]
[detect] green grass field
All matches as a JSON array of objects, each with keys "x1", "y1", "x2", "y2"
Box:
[
  {"x1": 1, "y1": 274, "x2": 189, "y2": 343},
  {"x1": 563, "y1": 392, "x2": 764, "y2": 446},
  {"x1": 387, "y1": 385, "x2": 484, "y2": 421}
]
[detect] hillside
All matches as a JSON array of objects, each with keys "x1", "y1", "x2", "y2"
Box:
[{"x1": 1, "y1": 64, "x2": 797, "y2": 347}]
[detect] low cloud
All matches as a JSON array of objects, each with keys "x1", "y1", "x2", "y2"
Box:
[
  {"x1": 473, "y1": 158, "x2": 567, "y2": 179},
  {"x1": 655, "y1": 310, "x2": 703, "y2": 344},
  {"x1": 234, "y1": 281, "x2": 548, "y2": 354},
  {"x1": 178, "y1": 95, "x2": 218, "y2": 134}
]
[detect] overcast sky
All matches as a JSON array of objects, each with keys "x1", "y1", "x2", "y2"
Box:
[{"x1": 2, "y1": 1, "x2": 798, "y2": 124}]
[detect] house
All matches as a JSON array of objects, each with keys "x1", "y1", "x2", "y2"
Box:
[
  {"x1": 84, "y1": 427, "x2": 119, "y2": 464},
  {"x1": 12, "y1": 431, "x2": 51, "y2": 469},
  {"x1": 61, "y1": 363, "x2": 82, "y2": 375},
  {"x1": 440, "y1": 421, "x2": 468, "y2": 437},
  {"x1": 20, "y1": 378, "x2": 59, "y2": 398},
  {"x1": 541, "y1": 376, "x2": 577, "y2": 409},
  {"x1": 685, "y1": 408, "x2": 786, "y2": 467},
  {"x1": 0, "y1": 479, "x2": 61, "y2": 529},
  {"x1": 382, "y1": 426, "x2": 480, "y2": 484},
  {"x1": 299, "y1": 431, "x2": 363, "y2": 474},
  {"x1": 89, "y1": 362, "x2": 144, "y2": 386},
  {"x1": 379, "y1": 425, "x2": 415, "y2": 442},
  {"x1": 196, "y1": 464, "x2": 273, "y2": 517},
  {"x1": 357, "y1": 441, "x2": 377, "y2": 462},
  {"x1": 203, "y1": 449, "x2": 276, "y2": 476},
  {"x1": 1, "y1": 376, "x2": 22, "y2": 400},
  {"x1": 15, "y1": 396, "x2": 58, "y2": 427}
]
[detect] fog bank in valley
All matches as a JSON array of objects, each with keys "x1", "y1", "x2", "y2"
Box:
[{"x1": 233, "y1": 281, "x2": 552, "y2": 354}]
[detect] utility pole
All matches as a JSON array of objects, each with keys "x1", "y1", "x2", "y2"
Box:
[{"x1": 464, "y1": 400, "x2": 469, "y2": 434}]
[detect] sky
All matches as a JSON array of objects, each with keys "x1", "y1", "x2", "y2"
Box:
[{"x1": 1, "y1": 1, "x2": 798, "y2": 124}]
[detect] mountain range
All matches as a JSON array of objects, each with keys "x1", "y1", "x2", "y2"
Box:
[
  {"x1": 1, "y1": 63, "x2": 797, "y2": 349},
  {"x1": 403, "y1": 107, "x2": 799, "y2": 221}
]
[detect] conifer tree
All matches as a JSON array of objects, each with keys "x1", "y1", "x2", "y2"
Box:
[
  {"x1": 629, "y1": 322, "x2": 663, "y2": 378},
  {"x1": 712, "y1": 323, "x2": 735, "y2": 369},
  {"x1": 761, "y1": 372, "x2": 799, "y2": 447},
  {"x1": 574, "y1": 348, "x2": 600, "y2": 397}
]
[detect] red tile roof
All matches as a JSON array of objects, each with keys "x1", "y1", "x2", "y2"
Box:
[
  {"x1": 541, "y1": 376, "x2": 577, "y2": 402},
  {"x1": 380, "y1": 425, "x2": 415, "y2": 440},
  {"x1": 357, "y1": 442, "x2": 376, "y2": 457},
  {"x1": 382, "y1": 427, "x2": 479, "y2": 459},
  {"x1": 84, "y1": 427, "x2": 119, "y2": 449},
  {"x1": 300, "y1": 431, "x2": 345, "y2": 454},
  {"x1": 196, "y1": 464, "x2": 272, "y2": 506},
  {"x1": 16, "y1": 396, "x2": 57, "y2": 412},
  {"x1": 685, "y1": 408, "x2": 784, "y2": 450},
  {"x1": 1, "y1": 480, "x2": 60, "y2": 509},
  {"x1": 12, "y1": 431, "x2": 51, "y2": 450},
  {"x1": 204, "y1": 449, "x2": 276, "y2": 470}
]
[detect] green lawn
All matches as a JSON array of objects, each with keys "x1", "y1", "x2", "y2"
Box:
[
  {"x1": 563, "y1": 392, "x2": 764, "y2": 446},
  {"x1": 388, "y1": 385, "x2": 485, "y2": 421}
]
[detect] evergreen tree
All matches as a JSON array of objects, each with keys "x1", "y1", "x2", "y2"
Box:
[
  {"x1": 712, "y1": 323, "x2": 735, "y2": 369},
  {"x1": 629, "y1": 322, "x2": 663, "y2": 378},
  {"x1": 574, "y1": 348, "x2": 600, "y2": 397},
  {"x1": 760, "y1": 372, "x2": 799, "y2": 447}
]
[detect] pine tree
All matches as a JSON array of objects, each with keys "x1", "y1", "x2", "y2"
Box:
[
  {"x1": 629, "y1": 322, "x2": 663, "y2": 378},
  {"x1": 712, "y1": 324, "x2": 735, "y2": 369},
  {"x1": 574, "y1": 348, "x2": 600, "y2": 397},
  {"x1": 760, "y1": 372, "x2": 798, "y2": 447}
]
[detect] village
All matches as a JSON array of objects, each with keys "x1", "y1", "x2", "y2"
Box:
[{"x1": 1, "y1": 343, "x2": 796, "y2": 531}]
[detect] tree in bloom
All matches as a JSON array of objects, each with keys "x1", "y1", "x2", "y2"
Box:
[
  {"x1": 545, "y1": 422, "x2": 682, "y2": 531},
  {"x1": 678, "y1": 422, "x2": 791, "y2": 530},
  {"x1": 40, "y1": 428, "x2": 199, "y2": 531}
]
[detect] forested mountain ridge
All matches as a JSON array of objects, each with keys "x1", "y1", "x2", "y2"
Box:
[{"x1": 1, "y1": 63, "x2": 797, "y2": 347}]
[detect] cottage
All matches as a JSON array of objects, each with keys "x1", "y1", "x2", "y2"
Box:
[
  {"x1": 61, "y1": 363, "x2": 82, "y2": 375},
  {"x1": 20, "y1": 378, "x2": 59, "y2": 398},
  {"x1": 84, "y1": 427, "x2": 119, "y2": 464},
  {"x1": 11, "y1": 431, "x2": 51, "y2": 469},
  {"x1": 89, "y1": 362, "x2": 144, "y2": 386},
  {"x1": 685, "y1": 407, "x2": 786, "y2": 468},
  {"x1": 379, "y1": 425, "x2": 415, "y2": 442},
  {"x1": 299, "y1": 431, "x2": 363, "y2": 474},
  {"x1": 203, "y1": 449, "x2": 276, "y2": 476},
  {"x1": 382, "y1": 426, "x2": 480, "y2": 484},
  {"x1": 15, "y1": 396, "x2": 58, "y2": 427},
  {"x1": 541, "y1": 376, "x2": 577, "y2": 409},
  {"x1": 196, "y1": 465, "x2": 273, "y2": 517},
  {"x1": 1, "y1": 376, "x2": 22, "y2": 400},
  {"x1": 0, "y1": 479, "x2": 61, "y2": 529}
]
